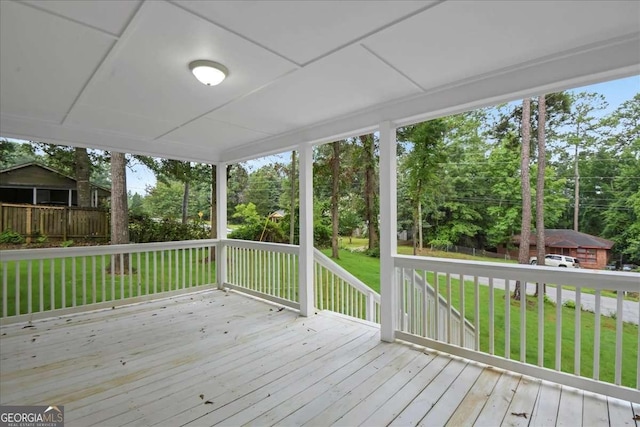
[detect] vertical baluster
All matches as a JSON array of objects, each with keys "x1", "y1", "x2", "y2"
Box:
[
  {"x1": 110, "y1": 255, "x2": 115, "y2": 301},
  {"x1": 189, "y1": 248, "x2": 193, "y2": 288},
  {"x1": 288, "y1": 253, "x2": 292, "y2": 301},
  {"x1": 555, "y1": 285, "x2": 562, "y2": 371},
  {"x1": 174, "y1": 250, "x2": 179, "y2": 290},
  {"x1": 593, "y1": 289, "x2": 601, "y2": 380},
  {"x1": 50, "y1": 259, "x2": 55, "y2": 310},
  {"x1": 27, "y1": 261, "x2": 32, "y2": 314},
  {"x1": 615, "y1": 292, "x2": 623, "y2": 385},
  {"x1": 2, "y1": 262, "x2": 8, "y2": 317},
  {"x1": 101, "y1": 255, "x2": 106, "y2": 302},
  {"x1": 399, "y1": 268, "x2": 405, "y2": 331},
  {"x1": 128, "y1": 252, "x2": 133, "y2": 297},
  {"x1": 331, "y1": 269, "x2": 335, "y2": 312},
  {"x1": 82, "y1": 257, "x2": 87, "y2": 306},
  {"x1": 520, "y1": 276, "x2": 526, "y2": 363},
  {"x1": 92, "y1": 256, "x2": 97, "y2": 304},
  {"x1": 474, "y1": 276, "x2": 480, "y2": 351},
  {"x1": 422, "y1": 270, "x2": 428, "y2": 338},
  {"x1": 136, "y1": 252, "x2": 141, "y2": 296},
  {"x1": 637, "y1": 299, "x2": 639, "y2": 390},
  {"x1": 120, "y1": 253, "x2": 125, "y2": 299},
  {"x1": 15, "y1": 263, "x2": 20, "y2": 315},
  {"x1": 71, "y1": 257, "x2": 76, "y2": 307},
  {"x1": 161, "y1": 251, "x2": 165, "y2": 292},
  {"x1": 408, "y1": 269, "x2": 417, "y2": 334},
  {"x1": 182, "y1": 248, "x2": 186, "y2": 289},
  {"x1": 489, "y1": 277, "x2": 494, "y2": 355},
  {"x1": 61, "y1": 258, "x2": 66, "y2": 309},
  {"x1": 460, "y1": 274, "x2": 465, "y2": 347},
  {"x1": 434, "y1": 272, "x2": 440, "y2": 340},
  {"x1": 505, "y1": 278, "x2": 511, "y2": 359},
  {"x1": 39, "y1": 259, "x2": 44, "y2": 313},
  {"x1": 446, "y1": 273, "x2": 452, "y2": 344},
  {"x1": 537, "y1": 279, "x2": 544, "y2": 367},
  {"x1": 145, "y1": 252, "x2": 149, "y2": 295},
  {"x1": 153, "y1": 252, "x2": 158, "y2": 294},
  {"x1": 575, "y1": 286, "x2": 581, "y2": 375}
]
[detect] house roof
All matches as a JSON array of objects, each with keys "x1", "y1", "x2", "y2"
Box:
[
  {"x1": 1, "y1": 1, "x2": 638, "y2": 164},
  {"x1": 0, "y1": 162, "x2": 111, "y2": 193},
  {"x1": 514, "y1": 229, "x2": 614, "y2": 250}
]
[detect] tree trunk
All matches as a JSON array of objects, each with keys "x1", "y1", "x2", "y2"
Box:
[
  {"x1": 331, "y1": 142, "x2": 340, "y2": 259},
  {"x1": 360, "y1": 134, "x2": 378, "y2": 250},
  {"x1": 515, "y1": 98, "x2": 532, "y2": 300},
  {"x1": 535, "y1": 95, "x2": 547, "y2": 296},
  {"x1": 290, "y1": 151, "x2": 296, "y2": 245},
  {"x1": 181, "y1": 181, "x2": 190, "y2": 224},
  {"x1": 110, "y1": 151, "x2": 129, "y2": 273},
  {"x1": 75, "y1": 147, "x2": 91, "y2": 207}
]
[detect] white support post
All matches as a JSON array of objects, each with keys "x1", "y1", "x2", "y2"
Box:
[
  {"x1": 298, "y1": 143, "x2": 314, "y2": 317},
  {"x1": 32, "y1": 188, "x2": 37, "y2": 205},
  {"x1": 216, "y1": 163, "x2": 228, "y2": 290},
  {"x1": 379, "y1": 121, "x2": 397, "y2": 342},
  {"x1": 68, "y1": 189, "x2": 73, "y2": 206}
]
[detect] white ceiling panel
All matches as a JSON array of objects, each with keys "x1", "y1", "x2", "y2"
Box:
[
  {"x1": 364, "y1": 0, "x2": 640, "y2": 91},
  {"x1": 21, "y1": 0, "x2": 141, "y2": 36},
  {"x1": 66, "y1": 105, "x2": 175, "y2": 140},
  {"x1": 67, "y1": 0, "x2": 297, "y2": 134},
  {"x1": 159, "y1": 117, "x2": 272, "y2": 151},
  {"x1": 174, "y1": 0, "x2": 433, "y2": 65},
  {"x1": 0, "y1": 1, "x2": 115, "y2": 123},
  {"x1": 208, "y1": 45, "x2": 422, "y2": 135}
]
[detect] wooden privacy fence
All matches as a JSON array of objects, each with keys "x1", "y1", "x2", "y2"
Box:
[{"x1": 0, "y1": 203, "x2": 108, "y2": 242}]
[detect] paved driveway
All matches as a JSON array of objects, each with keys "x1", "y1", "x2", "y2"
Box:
[{"x1": 461, "y1": 276, "x2": 639, "y2": 325}]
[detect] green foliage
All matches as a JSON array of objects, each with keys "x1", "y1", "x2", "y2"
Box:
[
  {"x1": 61, "y1": 240, "x2": 74, "y2": 248},
  {"x1": 563, "y1": 299, "x2": 576, "y2": 309},
  {"x1": 128, "y1": 214, "x2": 209, "y2": 243},
  {"x1": 228, "y1": 220, "x2": 287, "y2": 243},
  {"x1": 36, "y1": 235, "x2": 48, "y2": 244},
  {"x1": 232, "y1": 203, "x2": 261, "y2": 226},
  {"x1": 313, "y1": 223, "x2": 332, "y2": 248},
  {"x1": 0, "y1": 230, "x2": 25, "y2": 244}
]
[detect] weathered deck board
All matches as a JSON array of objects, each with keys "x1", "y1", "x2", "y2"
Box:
[{"x1": 0, "y1": 289, "x2": 635, "y2": 427}]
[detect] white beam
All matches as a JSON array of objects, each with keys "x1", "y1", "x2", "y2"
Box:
[
  {"x1": 298, "y1": 143, "x2": 314, "y2": 317},
  {"x1": 379, "y1": 121, "x2": 397, "y2": 342},
  {"x1": 216, "y1": 162, "x2": 228, "y2": 289}
]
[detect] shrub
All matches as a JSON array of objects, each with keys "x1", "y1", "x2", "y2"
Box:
[
  {"x1": 562, "y1": 300, "x2": 576, "y2": 309},
  {"x1": 229, "y1": 221, "x2": 287, "y2": 243},
  {"x1": 61, "y1": 240, "x2": 74, "y2": 248},
  {"x1": 128, "y1": 213, "x2": 209, "y2": 243},
  {"x1": 0, "y1": 230, "x2": 25, "y2": 244}
]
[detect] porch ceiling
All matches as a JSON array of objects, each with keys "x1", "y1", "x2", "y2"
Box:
[{"x1": 1, "y1": 0, "x2": 639, "y2": 164}]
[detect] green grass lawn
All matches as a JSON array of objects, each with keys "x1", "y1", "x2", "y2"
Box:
[
  {"x1": 323, "y1": 248, "x2": 638, "y2": 388},
  {"x1": 1, "y1": 249, "x2": 215, "y2": 316}
]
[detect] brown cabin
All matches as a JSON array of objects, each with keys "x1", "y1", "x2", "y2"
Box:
[
  {"x1": 0, "y1": 162, "x2": 110, "y2": 207},
  {"x1": 501, "y1": 229, "x2": 614, "y2": 270}
]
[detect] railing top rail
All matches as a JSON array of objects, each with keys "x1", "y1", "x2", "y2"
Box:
[
  {"x1": 223, "y1": 239, "x2": 299, "y2": 255},
  {"x1": 394, "y1": 254, "x2": 640, "y2": 291},
  {"x1": 314, "y1": 249, "x2": 381, "y2": 303},
  {"x1": 0, "y1": 239, "x2": 220, "y2": 261}
]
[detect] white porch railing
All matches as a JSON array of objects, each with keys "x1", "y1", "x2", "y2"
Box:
[
  {"x1": 314, "y1": 249, "x2": 380, "y2": 323},
  {"x1": 393, "y1": 255, "x2": 640, "y2": 403},
  {"x1": 224, "y1": 240, "x2": 300, "y2": 309},
  {"x1": 0, "y1": 240, "x2": 218, "y2": 324},
  {"x1": 399, "y1": 268, "x2": 476, "y2": 349}
]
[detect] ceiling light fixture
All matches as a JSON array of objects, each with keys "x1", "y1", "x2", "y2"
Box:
[{"x1": 188, "y1": 60, "x2": 228, "y2": 86}]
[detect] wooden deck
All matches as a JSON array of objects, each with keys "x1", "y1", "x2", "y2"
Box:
[{"x1": 1, "y1": 290, "x2": 638, "y2": 427}]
